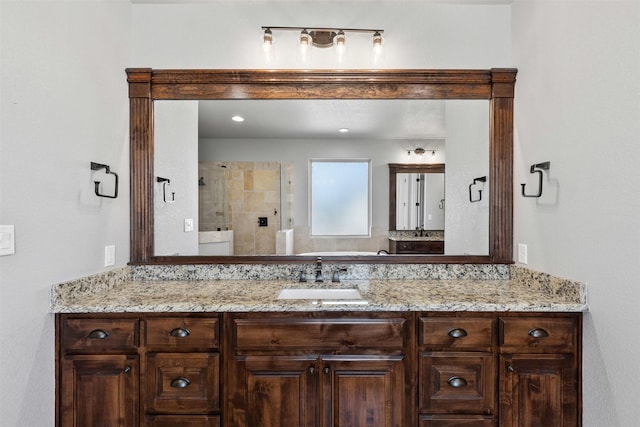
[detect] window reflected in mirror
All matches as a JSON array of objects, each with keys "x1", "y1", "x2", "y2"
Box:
[{"x1": 310, "y1": 159, "x2": 371, "y2": 237}]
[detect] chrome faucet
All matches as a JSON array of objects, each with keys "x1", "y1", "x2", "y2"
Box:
[
  {"x1": 332, "y1": 268, "x2": 348, "y2": 283},
  {"x1": 315, "y1": 257, "x2": 324, "y2": 282}
]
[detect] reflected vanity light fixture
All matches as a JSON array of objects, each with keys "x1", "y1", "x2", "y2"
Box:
[
  {"x1": 261, "y1": 26, "x2": 383, "y2": 57},
  {"x1": 407, "y1": 148, "x2": 436, "y2": 159}
]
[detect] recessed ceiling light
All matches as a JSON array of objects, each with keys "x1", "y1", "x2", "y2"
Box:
[
  {"x1": 232, "y1": 115, "x2": 245, "y2": 122},
  {"x1": 338, "y1": 128, "x2": 349, "y2": 133}
]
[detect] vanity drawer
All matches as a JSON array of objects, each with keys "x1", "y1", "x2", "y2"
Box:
[
  {"x1": 419, "y1": 415, "x2": 495, "y2": 427},
  {"x1": 145, "y1": 316, "x2": 219, "y2": 351},
  {"x1": 145, "y1": 415, "x2": 220, "y2": 427},
  {"x1": 61, "y1": 317, "x2": 139, "y2": 353},
  {"x1": 145, "y1": 353, "x2": 220, "y2": 414},
  {"x1": 233, "y1": 314, "x2": 407, "y2": 352},
  {"x1": 499, "y1": 316, "x2": 577, "y2": 352},
  {"x1": 419, "y1": 317, "x2": 494, "y2": 351},
  {"x1": 419, "y1": 352, "x2": 494, "y2": 414}
]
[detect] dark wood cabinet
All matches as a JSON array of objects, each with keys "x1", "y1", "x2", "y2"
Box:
[
  {"x1": 389, "y1": 239, "x2": 444, "y2": 254},
  {"x1": 57, "y1": 311, "x2": 580, "y2": 427},
  {"x1": 57, "y1": 314, "x2": 221, "y2": 427},
  {"x1": 498, "y1": 316, "x2": 580, "y2": 427},
  {"x1": 418, "y1": 314, "x2": 497, "y2": 426},
  {"x1": 225, "y1": 312, "x2": 412, "y2": 427},
  {"x1": 60, "y1": 354, "x2": 139, "y2": 427}
]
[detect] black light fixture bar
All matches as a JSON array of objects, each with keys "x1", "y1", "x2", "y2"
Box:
[{"x1": 261, "y1": 26, "x2": 383, "y2": 34}]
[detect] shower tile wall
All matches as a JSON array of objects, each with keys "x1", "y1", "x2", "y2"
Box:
[{"x1": 199, "y1": 161, "x2": 286, "y2": 255}]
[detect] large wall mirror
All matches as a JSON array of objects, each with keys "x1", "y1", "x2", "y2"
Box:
[{"x1": 128, "y1": 69, "x2": 516, "y2": 264}]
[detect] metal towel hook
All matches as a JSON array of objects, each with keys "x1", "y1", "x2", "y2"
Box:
[
  {"x1": 468, "y1": 176, "x2": 487, "y2": 203},
  {"x1": 90, "y1": 162, "x2": 118, "y2": 199},
  {"x1": 156, "y1": 177, "x2": 175, "y2": 203},
  {"x1": 521, "y1": 161, "x2": 550, "y2": 198}
]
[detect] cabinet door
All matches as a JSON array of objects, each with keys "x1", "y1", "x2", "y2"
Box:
[
  {"x1": 499, "y1": 354, "x2": 578, "y2": 427},
  {"x1": 60, "y1": 354, "x2": 139, "y2": 427},
  {"x1": 321, "y1": 356, "x2": 405, "y2": 427},
  {"x1": 241, "y1": 355, "x2": 320, "y2": 427}
]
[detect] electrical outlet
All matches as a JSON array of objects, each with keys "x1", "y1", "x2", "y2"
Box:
[
  {"x1": 517, "y1": 243, "x2": 528, "y2": 264},
  {"x1": 104, "y1": 245, "x2": 116, "y2": 267},
  {"x1": 0, "y1": 225, "x2": 15, "y2": 256},
  {"x1": 184, "y1": 218, "x2": 194, "y2": 232}
]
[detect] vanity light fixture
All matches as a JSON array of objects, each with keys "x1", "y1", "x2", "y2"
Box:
[
  {"x1": 407, "y1": 148, "x2": 436, "y2": 159},
  {"x1": 261, "y1": 26, "x2": 383, "y2": 58}
]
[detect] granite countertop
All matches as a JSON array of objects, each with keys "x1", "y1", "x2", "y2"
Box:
[{"x1": 51, "y1": 268, "x2": 587, "y2": 313}]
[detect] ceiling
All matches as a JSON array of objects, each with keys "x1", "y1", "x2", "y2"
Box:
[{"x1": 198, "y1": 99, "x2": 447, "y2": 140}]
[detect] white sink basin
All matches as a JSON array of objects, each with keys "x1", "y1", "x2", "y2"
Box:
[{"x1": 277, "y1": 288, "x2": 365, "y2": 302}]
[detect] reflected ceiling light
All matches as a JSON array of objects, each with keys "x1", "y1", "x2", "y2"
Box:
[
  {"x1": 231, "y1": 115, "x2": 245, "y2": 122},
  {"x1": 261, "y1": 26, "x2": 383, "y2": 59},
  {"x1": 338, "y1": 128, "x2": 350, "y2": 133}
]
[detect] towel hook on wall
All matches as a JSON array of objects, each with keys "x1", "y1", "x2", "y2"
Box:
[
  {"x1": 521, "y1": 161, "x2": 550, "y2": 198},
  {"x1": 468, "y1": 176, "x2": 487, "y2": 203},
  {"x1": 156, "y1": 177, "x2": 175, "y2": 203},
  {"x1": 90, "y1": 162, "x2": 118, "y2": 199}
]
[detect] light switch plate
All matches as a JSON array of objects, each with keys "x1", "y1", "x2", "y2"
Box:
[
  {"x1": 184, "y1": 218, "x2": 194, "y2": 232},
  {"x1": 0, "y1": 225, "x2": 15, "y2": 256}
]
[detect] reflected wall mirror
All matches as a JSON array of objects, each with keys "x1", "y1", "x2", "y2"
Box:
[{"x1": 127, "y1": 68, "x2": 516, "y2": 264}]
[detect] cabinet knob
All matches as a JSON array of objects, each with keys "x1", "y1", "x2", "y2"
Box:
[
  {"x1": 170, "y1": 377, "x2": 191, "y2": 388},
  {"x1": 309, "y1": 366, "x2": 315, "y2": 375},
  {"x1": 169, "y1": 327, "x2": 191, "y2": 338},
  {"x1": 123, "y1": 366, "x2": 131, "y2": 374},
  {"x1": 324, "y1": 366, "x2": 330, "y2": 374},
  {"x1": 447, "y1": 376, "x2": 468, "y2": 388},
  {"x1": 87, "y1": 329, "x2": 109, "y2": 339},
  {"x1": 447, "y1": 328, "x2": 468, "y2": 339},
  {"x1": 507, "y1": 364, "x2": 515, "y2": 373},
  {"x1": 528, "y1": 328, "x2": 549, "y2": 338}
]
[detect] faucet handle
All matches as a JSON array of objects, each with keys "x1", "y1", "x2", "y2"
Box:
[
  {"x1": 332, "y1": 268, "x2": 348, "y2": 283},
  {"x1": 299, "y1": 270, "x2": 307, "y2": 282}
]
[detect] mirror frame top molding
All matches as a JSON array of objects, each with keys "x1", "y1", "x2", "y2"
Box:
[{"x1": 126, "y1": 68, "x2": 516, "y2": 265}]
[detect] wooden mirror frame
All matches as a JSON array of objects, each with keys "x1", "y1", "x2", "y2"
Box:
[
  {"x1": 126, "y1": 68, "x2": 516, "y2": 265},
  {"x1": 388, "y1": 163, "x2": 446, "y2": 233}
]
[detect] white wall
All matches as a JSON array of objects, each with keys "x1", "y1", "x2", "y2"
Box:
[
  {"x1": 154, "y1": 101, "x2": 199, "y2": 256},
  {"x1": 132, "y1": 2, "x2": 510, "y2": 69},
  {"x1": 444, "y1": 100, "x2": 490, "y2": 255},
  {"x1": 511, "y1": 1, "x2": 640, "y2": 425},
  {"x1": 0, "y1": 1, "x2": 132, "y2": 426}
]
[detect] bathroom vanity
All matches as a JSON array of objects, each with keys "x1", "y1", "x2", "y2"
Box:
[{"x1": 53, "y1": 271, "x2": 585, "y2": 427}]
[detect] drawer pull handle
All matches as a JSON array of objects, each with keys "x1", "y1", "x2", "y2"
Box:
[
  {"x1": 123, "y1": 366, "x2": 131, "y2": 374},
  {"x1": 170, "y1": 327, "x2": 191, "y2": 338},
  {"x1": 88, "y1": 329, "x2": 109, "y2": 339},
  {"x1": 447, "y1": 328, "x2": 468, "y2": 339},
  {"x1": 447, "y1": 376, "x2": 468, "y2": 388},
  {"x1": 170, "y1": 377, "x2": 191, "y2": 388},
  {"x1": 528, "y1": 328, "x2": 549, "y2": 338}
]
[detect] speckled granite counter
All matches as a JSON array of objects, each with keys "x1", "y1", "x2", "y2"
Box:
[{"x1": 50, "y1": 265, "x2": 587, "y2": 313}]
